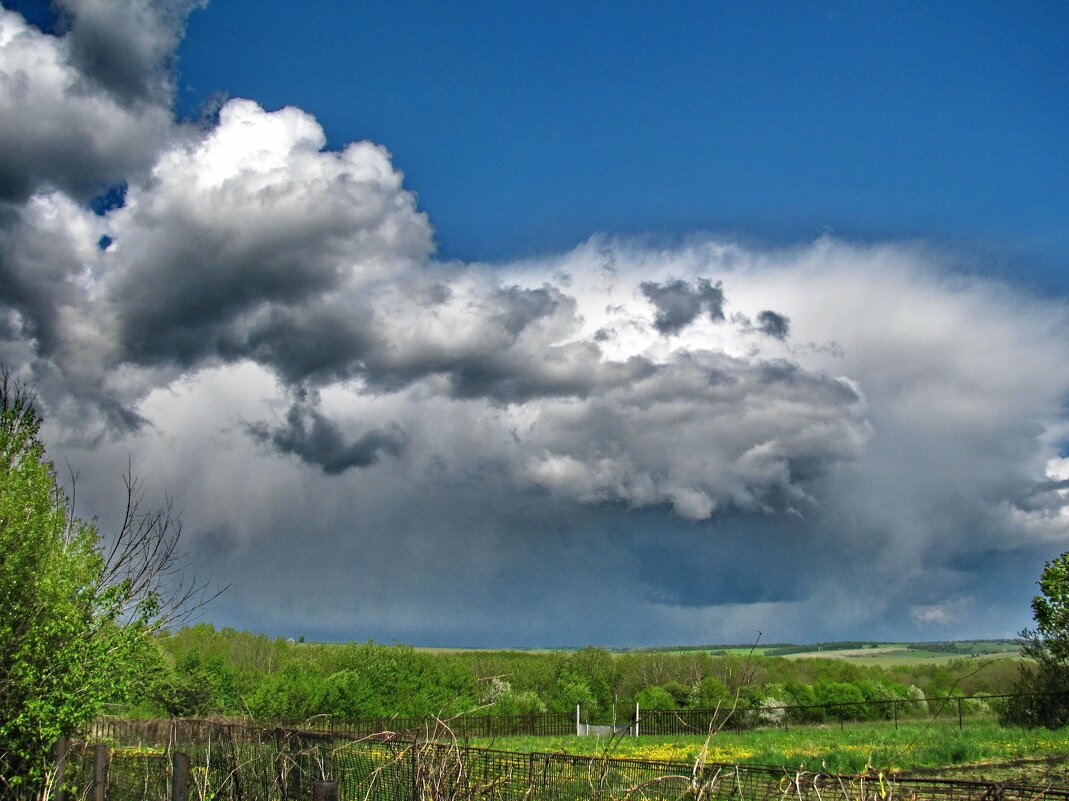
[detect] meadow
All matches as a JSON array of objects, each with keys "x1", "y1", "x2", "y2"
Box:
[{"x1": 465, "y1": 720, "x2": 1069, "y2": 780}]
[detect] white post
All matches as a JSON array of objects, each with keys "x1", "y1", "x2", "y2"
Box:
[
  {"x1": 635, "y1": 703, "x2": 640, "y2": 737},
  {"x1": 576, "y1": 704, "x2": 581, "y2": 736}
]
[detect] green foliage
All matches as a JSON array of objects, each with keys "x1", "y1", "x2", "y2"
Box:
[
  {"x1": 122, "y1": 625, "x2": 1026, "y2": 727},
  {"x1": 686, "y1": 675, "x2": 729, "y2": 709},
  {"x1": 1001, "y1": 551, "x2": 1069, "y2": 728},
  {"x1": 553, "y1": 670, "x2": 598, "y2": 718},
  {"x1": 0, "y1": 375, "x2": 165, "y2": 793},
  {"x1": 814, "y1": 680, "x2": 866, "y2": 720},
  {"x1": 152, "y1": 648, "x2": 238, "y2": 717},
  {"x1": 635, "y1": 685, "x2": 678, "y2": 710},
  {"x1": 493, "y1": 688, "x2": 547, "y2": 716}
]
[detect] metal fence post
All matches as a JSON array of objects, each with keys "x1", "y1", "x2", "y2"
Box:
[
  {"x1": 93, "y1": 745, "x2": 108, "y2": 801},
  {"x1": 173, "y1": 752, "x2": 191, "y2": 801},
  {"x1": 958, "y1": 697, "x2": 964, "y2": 729},
  {"x1": 313, "y1": 780, "x2": 338, "y2": 801}
]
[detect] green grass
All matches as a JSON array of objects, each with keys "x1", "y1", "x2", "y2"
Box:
[{"x1": 464, "y1": 720, "x2": 1069, "y2": 777}]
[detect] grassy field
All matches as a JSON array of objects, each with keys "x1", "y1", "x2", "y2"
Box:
[
  {"x1": 464, "y1": 720, "x2": 1069, "y2": 780},
  {"x1": 652, "y1": 641, "x2": 1021, "y2": 666},
  {"x1": 782, "y1": 646, "x2": 1020, "y2": 668},
  {"x1": 398, "y1": 640, "x2": 1027, "y2": 668}
]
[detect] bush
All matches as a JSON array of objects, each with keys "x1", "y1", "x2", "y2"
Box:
[
  {"x1": 635, "y1": 685, "x2": 678, "y2": 710},
  {"x1": 814, "y1": 680, "x2": 866, "y2": 721},
  {"x1": 688, "y1": 675, "x2": 730, "y2": 709}
]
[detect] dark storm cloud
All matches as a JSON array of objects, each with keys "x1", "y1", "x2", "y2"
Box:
[
  {"x1": 0, "y1": 193, "x2": 94, "y2": 359},
  {"x1": 0, "y1": 6, "x2": 179, "y2": 203},
  {"x1": 640, "y1": 277, "x2": 725, "y2": 334},
  {"x1": 235, "y1": 305, "x2": 374, "y2": 386},
  {"x1": 248, "y1": 396, "x2": 407, "y2": 475},
  {"x1": 493, "y1": 285, "x2": 561, "y2": 336},
  {"x1": 56, "y1": 0, "x2": 205, "y2": 107},
  {"x1": 756, "y1": 309, "x2": 790, "y2": 340}
]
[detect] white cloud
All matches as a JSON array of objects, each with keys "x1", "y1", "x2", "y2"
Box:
[
  {"x1": 4, "y1": 2, "x2": 1069, "y2": 643},
  {"x1": 0, "y1": 8, "x2": 178, "y2": 201}
]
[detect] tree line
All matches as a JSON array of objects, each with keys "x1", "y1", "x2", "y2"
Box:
[{"x1": 133, "y1": 624, "x2": 1024, "y2": 723}]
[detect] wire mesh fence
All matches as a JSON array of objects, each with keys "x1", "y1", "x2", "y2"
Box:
[{"x1": 60, "y1": 718, "x2": 1069, "y2": 801}]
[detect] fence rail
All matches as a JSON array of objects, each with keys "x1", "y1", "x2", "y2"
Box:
[{"x1": 61, "y1": 717, "x2": 1069, "y2": 801}]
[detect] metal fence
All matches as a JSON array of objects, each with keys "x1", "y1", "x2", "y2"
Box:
[
  {"x1": 321, "y1": 712, "x2": 575, "y2": 739},
  {"x1": 61, "y1": 718, "x2": 1069, "y2": 801}
]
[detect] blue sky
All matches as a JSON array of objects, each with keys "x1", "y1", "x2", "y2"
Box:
[
  {"x1": 170, "y1": 2, "x2": 1069, "y2": 284},
  {"x1": 1, "y1": 0, "x2": 1068, "y2": 646}
]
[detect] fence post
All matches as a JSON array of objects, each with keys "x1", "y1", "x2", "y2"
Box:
[
  {"x1": 313, "y1": 780, "x2": 338, "y2": 801},
  {"x1": 172, "y1": 752, "x2": 191, "y2": 801},
  {"x1": 957, "y1": 697, "x2": 964, "y2": 730},
  {"x1": 576, "y1": 705, "x2": 580, "y2": 736},
  {"x1": 93, "y1": 745, "x2": 108, "y2": 801},
  {"x1": 53, "y1": 736, "x2": 69, "y2": 801},
  {"x1": 893, "y1": 701, "x2": 898, "y2": 730},
  {"x1": 635, "y1": 703, "x2": 639, "y2": 737}
]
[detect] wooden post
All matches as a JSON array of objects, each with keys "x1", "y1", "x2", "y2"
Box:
[
  {"x1": 410, "y1": 743, "x2": 419, "y2": 801},
  {"x1": 313, "y1": 780, "x2": 338, "y2": 801},
  {"x1": 53, "y1": 736, "x2": 69, "y2": 801},
  {"x1": 172, "y1": 752, "x2": 191, "y2": 801},
  {"x1": 957, "y1": 697, "x2": 964, "y2": 729},
  {"x1": 893, "y1": 701, "x2": 898, "y2": 730},
  {"x1": 93, "y1": 745, "x2": 108, "y2": 801}
]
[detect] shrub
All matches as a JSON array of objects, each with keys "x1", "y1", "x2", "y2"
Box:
[{"x1": 635, "y1": 685, "x2": 678, "y2": 710}]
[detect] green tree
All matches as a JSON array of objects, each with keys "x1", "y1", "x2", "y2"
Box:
[
  {"x1": 688, "y1": 676, "x2": 730, "y2": 709},
  {"x1": 1001, "y1": 551, "x2": 1069, "y2": 728},
  {"x1": 634, "y1": 685, "x2": 678, "y2": 710},
  {"x1": 0, "y1": 372, "x2": 207, "y2": 795}
]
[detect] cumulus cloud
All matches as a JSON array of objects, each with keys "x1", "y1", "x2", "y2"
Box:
[
  {"x1": 56, "y1": 0, "x2": 205, "y2": 107},
  {"x1": 0, "y1": 7, "x2": 180, "y2": 202},
  {"x1": 3, "y1": 2, "x2": 1069, "y2": 643},
  {"x1": 99, "y1": 98, "x2": 433, "y2": 374}
]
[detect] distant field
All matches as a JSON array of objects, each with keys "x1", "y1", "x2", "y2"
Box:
[
  {"x1": 782, "y1": 643, "x2": 1020, "y2": 667},
  {"x1": 401, "y1": 640, "x2": 1021, "y2": 666},
  {"x1": 623, "y1": 641, "x2": 1021, "y2": 665}
]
